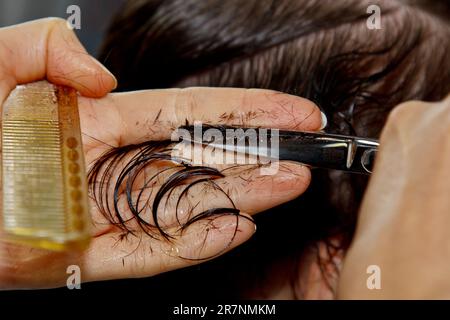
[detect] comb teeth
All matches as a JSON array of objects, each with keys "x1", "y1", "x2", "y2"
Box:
[{"x1": 1, "y1": 81, "x2": 90, "y2": 251}]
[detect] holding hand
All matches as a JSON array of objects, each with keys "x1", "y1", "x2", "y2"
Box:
[
  {"x1": 339, "y1": 95, "x2": 450, "y2": 299},
  {"x1": 0, "y1": 18, "x2": 323, "y2": 289}
]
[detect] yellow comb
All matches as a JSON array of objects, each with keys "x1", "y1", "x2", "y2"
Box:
[{"x1": 0, "y1": 80, "x2": 91, "y2": 251}]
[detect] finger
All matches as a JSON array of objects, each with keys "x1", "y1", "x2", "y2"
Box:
[
  {"x1": 78, "y1": 87, "x2": 323, "y2": 146},
  {"x1": 0, "y1": 18, "x2": 117, "y2": 104},
  {"x1": 91, "y1": 162, "x2": 310, "y2": 233},
  {"x1": 81, "y1": 214, "x2": 255, "y2": 282}
]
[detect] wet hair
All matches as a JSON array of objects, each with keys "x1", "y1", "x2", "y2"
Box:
[
  {"x1": 91, "y1": 0, "x2": 450, "y2": 298},
  {"x1": 87, "y1": 137, "x2": 251, "y2": 260}
]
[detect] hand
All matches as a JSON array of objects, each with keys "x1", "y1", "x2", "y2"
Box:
[
  {"x1": 0, "y1": 18, "x2": 117, "y2": 104},
  {"x1": 338, "y1": 95, "x2": 450, "y2": 299},
  {"x1": 0, "y1": 19, "x2": 324, "y2": 289}
]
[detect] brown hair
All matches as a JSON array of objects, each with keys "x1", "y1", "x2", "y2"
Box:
[{"x1": 93, "y1": 0, "x2": 450, "y2": 298}]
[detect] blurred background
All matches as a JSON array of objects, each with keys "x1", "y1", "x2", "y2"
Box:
[{"x1": 0, "y1": 0, "x2": 124, "y2": 55}]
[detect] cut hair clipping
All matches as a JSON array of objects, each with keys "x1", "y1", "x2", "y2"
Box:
[{"x1": 0, "y1": 80, "x2": 91, "y2": 251}]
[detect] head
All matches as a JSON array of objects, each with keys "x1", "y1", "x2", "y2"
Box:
[{"x1": 94, "y1": 0, "x2": 450, "y2": 298}]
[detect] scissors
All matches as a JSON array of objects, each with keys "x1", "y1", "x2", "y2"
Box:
[{"x1": 177, "y1": 125, "x2": 379, "y2": 175}]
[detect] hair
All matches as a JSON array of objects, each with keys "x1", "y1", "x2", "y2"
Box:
[{"x1": 90, "y1": 0, "x2": 450, "y2": 298}]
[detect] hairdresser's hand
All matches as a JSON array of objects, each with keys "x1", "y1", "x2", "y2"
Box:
[
  {"x1": 1, "y1": 85, "x2": 324, "y2": 288},
  {"x1": 0, "y1": 17, "x2": 115, "y2": 289},
  {"x1": 338, "y1": 95, "x2": 450, "y2": 299},
  {"x1": 0, "y1": 17, "x2": 117, "y2": 106}
]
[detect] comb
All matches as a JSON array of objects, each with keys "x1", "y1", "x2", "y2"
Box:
[{"x1": 0, "y1": 80, "x2": 91, "y2": 251}]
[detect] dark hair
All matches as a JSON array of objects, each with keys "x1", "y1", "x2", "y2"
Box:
[{"x1": 92, "y1": 0, "x2": 450, "y2": 298}]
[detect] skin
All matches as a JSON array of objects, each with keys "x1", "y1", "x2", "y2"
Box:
[
  {"x1": 338, "y1": 96, "x2": 450, "y2": 299},
  {"x1": 0, "y1": 18, "x2": 322, "y2": 289},
  {"x1": 254, "y1": 97, "x2": 450, "y2": 300},
  {"x1": 261, "y1": 96, "x2": 450, "y2": 300},
  {"x1": 1, "y1": 18, "x2": 449, "y2": 298}
]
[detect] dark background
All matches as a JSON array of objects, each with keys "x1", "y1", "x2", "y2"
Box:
[{"x1": 0, "y1": 0, "x2": 124, "y2": 55}]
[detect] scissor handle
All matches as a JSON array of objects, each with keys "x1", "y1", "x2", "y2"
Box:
[{"x1": 276, "y1": 131, "x2": 379, "y2": 174}]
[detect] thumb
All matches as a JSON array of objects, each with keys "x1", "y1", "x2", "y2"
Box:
[{"x1": 0, "y1": 17, "x2": 117, "y2": 103}]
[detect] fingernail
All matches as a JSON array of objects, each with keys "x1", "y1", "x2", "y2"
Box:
[{"x1": 320, "y1": 111, "x2": 328, "y2": 130}]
